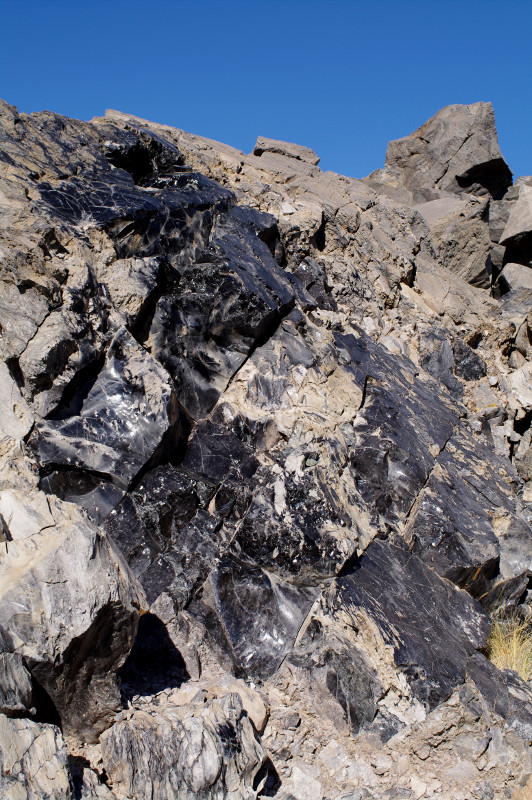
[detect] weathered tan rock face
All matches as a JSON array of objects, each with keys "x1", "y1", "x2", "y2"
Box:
[{"x1": 1, "y1": 98, "x2": 532, "y2": 799}]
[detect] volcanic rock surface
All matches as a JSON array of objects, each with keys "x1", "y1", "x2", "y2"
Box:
[{"x1": 1, "y1": 98, "x2": 532, "y2": 799}]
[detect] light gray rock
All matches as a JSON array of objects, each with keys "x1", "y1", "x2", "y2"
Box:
[
  {"x1": 514, "y1": 428, "x2": 532, "y2": 480},
  {"x1": 414, "y1": 195, "x2": 468, "y2": 226},
  {"x1": 0, "y1": 362, "x2": 32, "y2": 449},
  {"x1": 425, "y1": 201, "x2": 492, "y2": 287},
  {"x1": 0, "y1": 488, "x2": 55, "y2": 541},
  {"x1": 246, "y1": 149, "x2": 319, "y2": 182},
  {"x1": 287, "y1": 763, "x2": 323, "y2": 800},
  {"x1": 499, "y1": 184, "x2": 532, "y2": 268},
  {"x1": 72, "y1": 762, "x2": 117, "y2": 799},
  {"x1": 94, "y1": 256, "x2": 161, "y2": 328},
  {"x1": 488, "y1": 185, "x2": 520, "y2": 244},
  {"x1": 100, "y1": 692, "x2": 266, "y2": 800},
  {"x1": 508, "y1": 362, "x2": 532, "y2": 411},
  {"x1": 17, "y1": 308, "x2": 93, "y2": 417},
  {"x1": 443, "y1": 760, "x2": 479, "y2": 783},
  {"x1": 498, "y1": 261, "x2": 532, "y2": 292},
  {"x1": 515, "y1": 176, "x2": 532, "y2": 188},
  {"x1": 0, "y1": 499, "x2": 144, "y2": 741},
  {"x1": 368, "y1": 102, "x2": 512, "y2": 199},
  {"x1": 0, "y1": 714, "x2": 70, "y2": 800},
  {"x1": 0, "y1": 282, "x2": 49, "y2": 362},
  {"x1": 500, "y1": 185, "x2": 532, "y2": 244},
  {"x1": 253, "y1": 136, "x2": 320, "y2": 166},
  {"x1": 0, "y1": 653, "x2": 32, "y2": 716}
]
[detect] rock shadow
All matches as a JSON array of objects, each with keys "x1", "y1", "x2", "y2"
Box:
[
  {"x1": 67, "y1": 754, "x2": 109, "y2": 800},
  {"x1": 255, "y1": 756, "x2": 282, "y2": 797},
  {"x1": 30, "y1": 673, "x2": 62, "y2": 728},
  {"x1": 119, "y1": 613, "x2": 189, "y2": 704}
]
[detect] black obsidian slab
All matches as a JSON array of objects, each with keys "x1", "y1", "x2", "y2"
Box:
[
  {"x1": 40, "y1": 468, "x2": 126, "y2": 524},
  {"x1": 339, "y1": 539, "x2": 491, "y2": 708},
  {"x1": 192, "y1": 552, "x2": 320, "y2": 679},
  {"x1": 104, "y1": 467, "x2": 200, "y2": 578},
  {"x1": 336, "y1": 330, "x2": 458, "y2": 530},
  {"x1": 38, "y1": 169, "x2": 159, "y2": 227},
  {"x1": 340, "y1": 330, "x2": 458, "y2": 454},
  {"x1": 31, "y1": 327, "x2": 181, "y2": 489},
  {"x1": 104, "y1": 413, "x2": 258, "y2": 603},
  {"x1": 403, "y1": 426, "x2": 532, "y2": 600},
  {"x1": 105, "y1": 470, "x2": 245, "y2": 608},
  {"x1": 101, "y1": 126, "x2": 186, "y2": 185},
  {"x1": 404, "y1": 427, "x2": 502, "y2": 595},
  {"x1": 136, "y1": 510, "x2": 234, "y2": 607},
  {"x1": 146, "y1": 206, "x2": 299, "y2": 420},
  {"x1": 39, "y1": 169, "x2": 232, "y2": 260},
  {"x1": 292, "y1": 256, "x2": 338, "y2": 311}
]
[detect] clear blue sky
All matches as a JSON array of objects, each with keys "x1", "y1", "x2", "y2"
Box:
[{"x1": 1, "y1": 0, "x2": 531, "y2": 180}]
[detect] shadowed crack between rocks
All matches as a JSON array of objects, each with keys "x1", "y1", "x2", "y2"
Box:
[
  {"x1": 15, "y1": 306, "x2": 54, "y2": 363},
  {"x1": 221, "y1": 297, "x2": 296, "y2": 397},
  {"x1": 402, "y1": 418, "x2": 460, "y2": 528},
  {"x1": 433, "y1": 131, "x2": 474, "y2": 190}
]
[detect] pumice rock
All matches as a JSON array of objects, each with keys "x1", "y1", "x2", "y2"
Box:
[{"x1": 1, "y1": 97, "x2": 532, "y2": 798}]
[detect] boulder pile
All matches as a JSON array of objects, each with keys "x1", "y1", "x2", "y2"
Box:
[{"x1": 1, "y1": 99, "x2": 531, "y2": 799}]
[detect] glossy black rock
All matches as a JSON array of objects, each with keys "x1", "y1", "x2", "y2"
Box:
[
  {"x1": 338, "y1": 539, "x2": 491, "y2": 708},
  {"x1": 31, "y1": 327, "x2": 181, "y2": 489}
]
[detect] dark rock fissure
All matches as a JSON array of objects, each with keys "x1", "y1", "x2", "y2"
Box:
[{"x1": 118, "y1": 613, "x2": 189, "y2": 703}]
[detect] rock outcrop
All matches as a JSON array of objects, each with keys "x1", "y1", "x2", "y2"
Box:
[
  {"x1": 1, "y1": 97, "x2": 531, "y2": 798},
  {"x1": 367, "y1": 101, "x2": 512, "y2": 200}
]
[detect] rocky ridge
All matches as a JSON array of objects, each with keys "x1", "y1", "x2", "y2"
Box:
[{"x1": 0, "y1": 98, "x2": 532, "y2": 799}]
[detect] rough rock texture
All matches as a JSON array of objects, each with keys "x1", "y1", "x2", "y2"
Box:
[
  {"x1": 0, "y1": 715, "x2": 71, "y2": 800},
  {"x1": 500, "y1": 184, "x2": 532, "y2": 268},
  {"x1": 1, "y1": 97, "x2": 532, "y2": 799},
  {"x1": 0, "y1": 491, "x2": 144, "y2": 741},
  {"x1": 100, "y1": 693, "x2": 266, "y2": 800},
  {"x1": 368, "y1": 102, "x2": 512, "y2": 200}
]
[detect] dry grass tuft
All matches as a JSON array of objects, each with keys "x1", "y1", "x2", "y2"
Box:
[{"x1": 487, "y1": 610, "x2": 532, "y2": 682}]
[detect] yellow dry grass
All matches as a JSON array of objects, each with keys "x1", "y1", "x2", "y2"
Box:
[{"x1": 487, "y1": 610, "x2": 532, "y2": 682}]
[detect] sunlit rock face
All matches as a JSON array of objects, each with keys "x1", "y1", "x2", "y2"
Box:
[{"x1": 1, "y1": 97, "x2": 532, "y2": 799}]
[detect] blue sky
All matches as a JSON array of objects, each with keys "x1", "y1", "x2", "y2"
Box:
[{"x1": 1, "y1": 0, "x2": 531, "y2": 180}]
